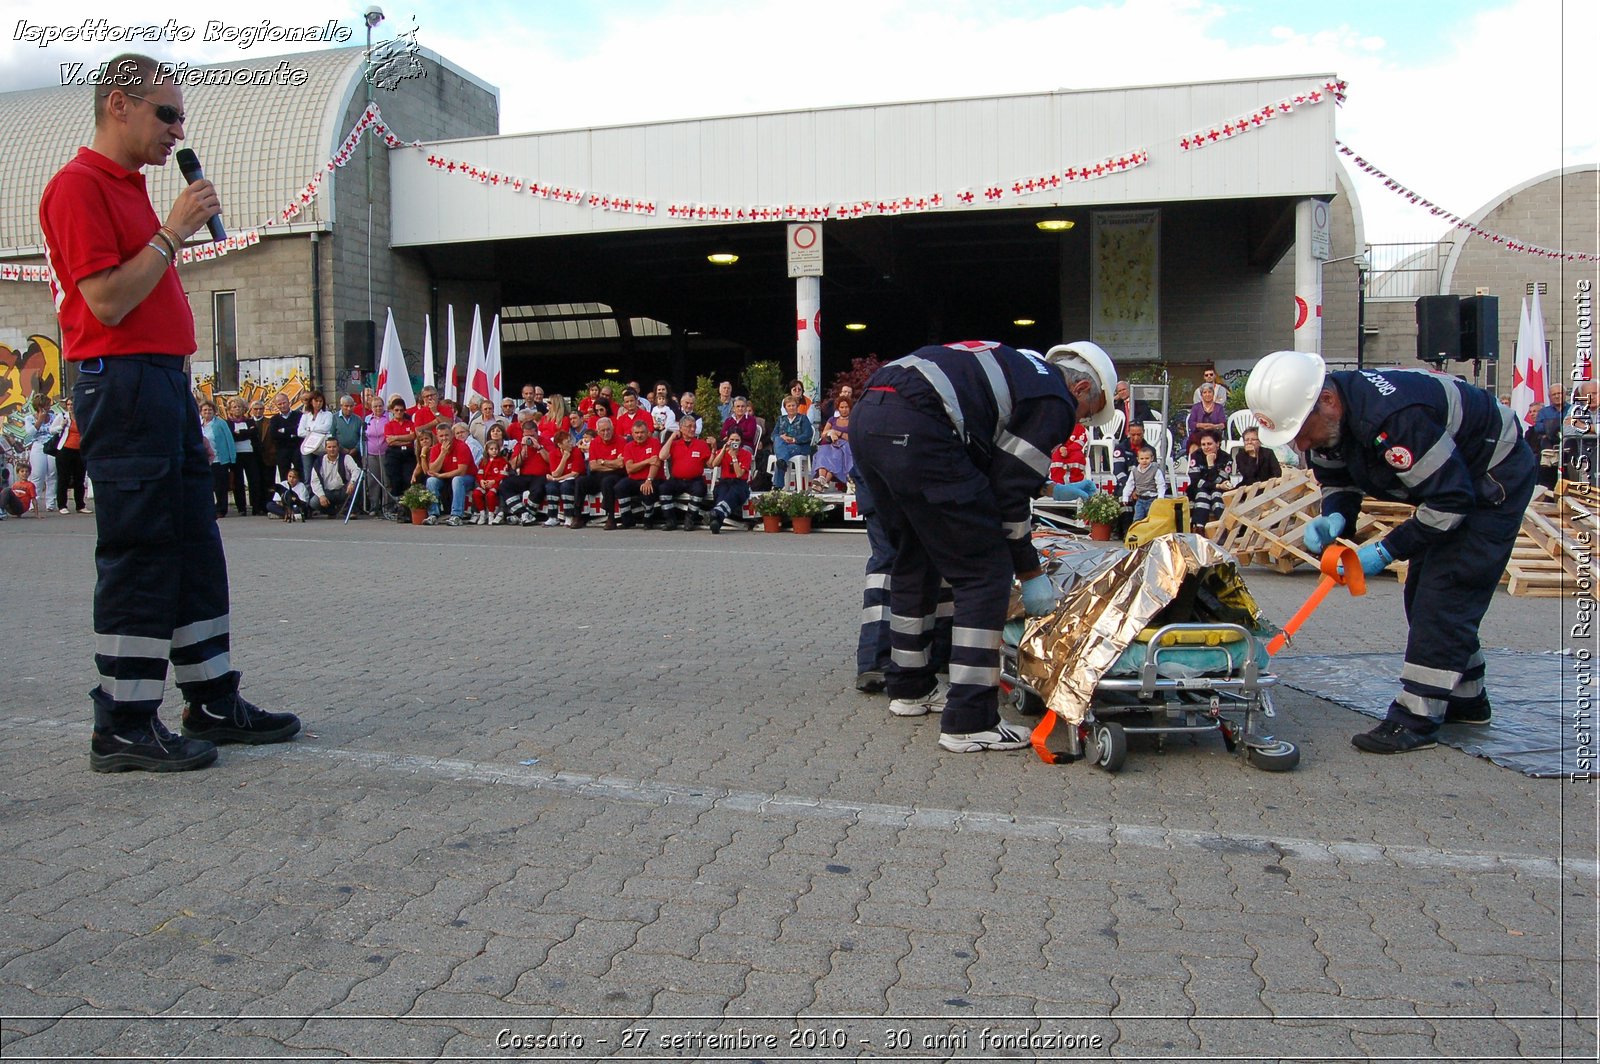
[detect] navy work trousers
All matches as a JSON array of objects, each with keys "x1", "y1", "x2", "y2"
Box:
[
  {"x1": 1390, "y1": 441, "x2": 1537, "y2": 726},
  {"x1": 74, "y1": 355, "x2": 236, "y2": 731},
  {"x1": 852, "y1": 390, "x2": 1011, "y2": 735}
]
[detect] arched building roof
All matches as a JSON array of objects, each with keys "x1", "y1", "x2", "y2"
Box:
[
  {"x1": 1440, "y1": 163, "x2": 1600, "y2": 293},
  {"x1": 0, "y1": 48, "x2": 369, "y2": 256}
]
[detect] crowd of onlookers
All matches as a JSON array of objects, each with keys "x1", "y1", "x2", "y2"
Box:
[{"x1": 6, "y1": 368, "x2": 1591, "y2": 529}]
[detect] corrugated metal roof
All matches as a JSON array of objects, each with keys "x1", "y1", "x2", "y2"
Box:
[{"x1": 1, "y1": 48, "x2": 366, "y2": 255}]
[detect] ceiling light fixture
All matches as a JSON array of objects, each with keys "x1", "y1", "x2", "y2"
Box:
[
  {"x1": 1035, "y1": 219, "x2": 1075, "y2": 232},
  {"x1": 707, "y1": 252, "x2": 739, "y2": 265},
  {"x1": 1012, "y1": 318, "x2": 1036, "y2": 327},
  {"x1": 844, "y1": 322, "x2": 867, "y2": 332}
]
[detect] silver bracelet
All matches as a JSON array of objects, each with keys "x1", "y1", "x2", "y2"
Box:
[{"x1": 146, "y1": 239, "x2": 171, "y2": 263}]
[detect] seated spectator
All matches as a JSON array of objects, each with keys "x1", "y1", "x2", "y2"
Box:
[
  {"x1": 1110, "y1": 422, "x2": 1149, "y2": 489},
  {"x1": 1186, "y1": 432, "x2": 1231, "y2": 533},
  {"x1": 506, "y1": 407, "x2": 537, "y2": 450},
  {"x1": 771, "y1": 395, "x2": 814, "y2": 489},
  {"x1": 677, "y1": 392, "x2": 704, "y2": 437},
  {"x1": 568, "y1": 410, "x2": 591, "y2": 451},
  {"x1": 538, "y1": 394, "x2": 571, "y2": 447},
  {"x1": 308, "y1": 437, "x2": 361, "y2": 518},
  {"x1": 811, "y1": 396, "x2": 853, "y2": 491},
  {"x1": 785, "y1": 379, "x2": 813, "y2": 420},
  {"x1": 1050, "y1": 423, "x2": 1089, "y2": 485},
  {"x1": 453, "y1": 420, "x2": 485, "y2": 468},
  {"x1": 660, "y1": 415, "x2": 713, "y2": 530},
  {"x1": 422, "y1": 423, "x2": 476, "y2": 526},
  {"x1": 409, "y1": 386, "x2": 448, "y2": 431},
  {"x1": 648, "y1": 382, "x2": 680, "y2": 433},
  {"x1": 1234, "y1": 426, "x2": 1283, "y2": 486},
  {"x1": 1, "y1": 464, "x2": 37, "y2": 517},
  {"x1": 818, "y1": 383, "x2": 854, "y2": 426},
  {"x1": 546, "y1": 427, "x2": 587, "y2": 527},
  {"x1": 1119, "y1": 444, "x2": 1169, "y2": 523},
  {"x1": 721, "y1": 396, "x2": 758, "y2": 456},
  {"x1": 576, "y1": 417, "x2": 628, "y2": 529},
  {"x1": 716, "y1": 380, "x2": 734, "y2": 423},
  {"x1": 1184, "y1": 384, "x2": 1227, "y2": 456},
  {"x1": 613, "y1": 389, "x2": 652, "y2": 438},
  {"x1": 1112, "y1": 380, "x2": 1154, "y2": 432},
  {"x1": 615, "y1": 418, "x2": 665, "y2": 529},
  {"x1": 708, "y1": 429, "x2": 754, "y2": 534},
  {"x1": 472, "y1": 436, "x2": 510, "y2": 524},
  {"x1": 469, "y1": 398, "x2": 506, "y2": 447},
  {"x1": 578, "y1": 383, "x2": 602, "y2": 416},
  {"x1": 265, "y1": 466, "x2": 312, "y2": 522},
  {"x1": 1191, "y1": 366, "x2": 1230, "y2": 405},
  {"x1": 501, "y1": 421, "x2": 552, "y2": 526}
]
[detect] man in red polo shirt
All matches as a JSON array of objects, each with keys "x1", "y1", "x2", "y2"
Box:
[
  {"x1": 612, "y1": 389, "x2": 652, "y2": 439},
  {"x1": 500, "y1": 420, "x2": 552, "y2": 525},
  {"x1": 575, "y1": 416, "x2": 627, "y2": 529},
  {"x1": 40, "y1": 53, "x2": 300, "y2": 773},
  {"x1": 660, "y1": 415, "x2": 713, "y2": 531},
  {"x1": 614, "y1": 418, "x2": 664, "y2": 529}
]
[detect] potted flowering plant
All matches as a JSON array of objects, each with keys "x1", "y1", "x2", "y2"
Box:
[
  {"x1": 783, "y1": 489, "x2": 829, "y2": 534},
  {"x1": 398, "y1": 483, "x2": 438, "y2": 525},
  {"x1": 754, "y1": 490, "x2": 789, "y2": 532},
  {"x1": 1078, "y1": 490, "x2": 1122, "y2": 541}
]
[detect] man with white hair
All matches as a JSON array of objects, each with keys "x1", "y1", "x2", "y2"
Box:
[{"x1": 851, "y1": 340, "x2": 1117, "y2": 753}]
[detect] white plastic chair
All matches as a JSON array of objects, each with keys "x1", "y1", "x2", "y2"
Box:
[
  {"x1": 1225, "y1": 409, "x2": 1259, "y2": 463},
  {"x1": 767, "y1": 452, "x2": 812, "y2": 491},
  {"x1": 1085, "y1": 409, "x2": 1125, "y2": 475},
  {"x1": 1142, "y1": 421, "x2": 1178, "y2": 483}
]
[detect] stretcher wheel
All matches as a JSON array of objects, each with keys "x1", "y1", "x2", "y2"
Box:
[
  {"x1": 1089, "y1": 721, "x2": 1127, "y2": 772},
  {"x1": 1246, "y1": 739, "x2": 1300, "y2": 772},
  {"x1": 1003, "y1": 681, "x2": 1047, "y2": 717}
]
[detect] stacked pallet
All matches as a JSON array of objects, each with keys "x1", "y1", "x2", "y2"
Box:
[{"x1": 1505, "y1": 482, "x2": 1596, "y2": 597}]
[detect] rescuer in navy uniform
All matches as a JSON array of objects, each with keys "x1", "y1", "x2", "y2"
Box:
[
  {"x1": 1246, "y1": 351, "x2": 1535, "y2": 754},
  {"x1": 852, "y1": 341, "x2": 1117, "y2": 753}
]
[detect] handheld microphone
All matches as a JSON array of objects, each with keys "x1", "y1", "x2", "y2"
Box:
[{"x1": 174, "y1": 148, "x2": 226, "y2": 243}]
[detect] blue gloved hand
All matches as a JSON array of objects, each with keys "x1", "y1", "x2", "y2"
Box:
[
  {"x1": 1019, "y1": 574, "x2": 1059, "y2": 617},
  {"x1": 1339, "y1": 541, "x2": 1393, "y2": 577},
  {"x1": 1051, "y1": 480, "x2": 1095, "y2": 501},
  {"x1": 1303, "y1": 512, "x2": 1346, "y2": 553}
]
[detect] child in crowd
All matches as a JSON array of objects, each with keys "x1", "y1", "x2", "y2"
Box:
[
  {"x1": 1, "y1": 464, "x2": 37, "y2": 518},
  {"x1": 472, "y1": 438, "x2": 509, "y2": 524},
  {"x1": 708, "y1": 429, "x2": 753, "y2": 534},
  {"x1": 1050, "y1": 423, "x2": 1089, "y2": 485},
  {"x1": 266, "y1": 466, "x2": 312, "y2": 521},
  {"x1": 1119, "y1": 444, "x2": 1168, "y2": 523}
]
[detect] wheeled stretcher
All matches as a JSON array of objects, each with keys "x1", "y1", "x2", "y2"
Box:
[{"x1": 1001, "y1": 532, "x2": 1299, "y2": 773}]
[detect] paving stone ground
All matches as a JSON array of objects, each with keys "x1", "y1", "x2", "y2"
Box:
[{"x1": 0, "y1": 514, "x2": 1595, "y2": 1062}]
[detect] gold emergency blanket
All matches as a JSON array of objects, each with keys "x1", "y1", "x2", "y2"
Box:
[{"x1": 1017, "y1": 532, "x2": 1266, "y2": 725}]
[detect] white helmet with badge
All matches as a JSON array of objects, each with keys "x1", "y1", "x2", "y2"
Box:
[
  {"x1": 1043, "y1": 341, "x2": 1118, "y2": 429},
  {"x1": 1245, "y1": 350, "x2": 1327, "y2": 448}
]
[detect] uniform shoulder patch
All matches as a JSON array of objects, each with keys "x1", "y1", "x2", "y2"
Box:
[{"x1": 1384, "y1": 445, "x2": 1413, "y2": 470}]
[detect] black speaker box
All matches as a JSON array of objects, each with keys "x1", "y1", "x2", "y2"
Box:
[
  {"x1": 1460, "y1": 295, "x2": 1499, "y2": 361},
  {"x1": 1416, "y1": 295, "x2": 1460, "y2": 363},
  {"x1": 342, "y1": 319, "x2": 376, "y2": 375}
]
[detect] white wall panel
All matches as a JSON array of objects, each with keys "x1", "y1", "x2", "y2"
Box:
[{"x1": 391, "y1": 74, "x2": 1341, "y2": 246}]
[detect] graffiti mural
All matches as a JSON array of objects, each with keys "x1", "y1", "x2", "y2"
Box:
[
  {"x1": 194, "y1": 367, "x2": 313, "y2": 414},
  {"x1": 1, "y1": 335, "x2": 63, "y2": 414}
]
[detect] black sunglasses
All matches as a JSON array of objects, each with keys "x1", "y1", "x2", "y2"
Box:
[{"x1": 124, "y1": 93, "x2": 185, "y2": 126}]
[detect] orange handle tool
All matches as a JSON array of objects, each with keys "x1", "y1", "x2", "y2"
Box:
[{"x1": 1265, "y1": 541, "x2": 1368, "y2": 657}]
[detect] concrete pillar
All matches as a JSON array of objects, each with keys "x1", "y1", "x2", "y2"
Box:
[
  {"x1": 1294, "y1": 198, "x2": 1323, "y2": 354},
  {"x1": 796, "y1": 276, "x2": 821, "y2": 396}
]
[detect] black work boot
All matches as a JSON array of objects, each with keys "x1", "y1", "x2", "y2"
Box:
[
  {"x1": 1444, "y1": 696, "x2": 1491, "y2": 725},
  {"x1": 182, "y1": 691, "x2": 301, "y2": 745},
  {"x1": 1352, "y1": 718, "x2": 1439, "y2": 754},
  {"x1": 91, "y1": 716, "x2": 218, "y2": 773}
]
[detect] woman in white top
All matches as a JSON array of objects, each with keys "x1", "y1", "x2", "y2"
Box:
[{"x1": 295, "y1": 390, "x2": 334, "y2": 481}]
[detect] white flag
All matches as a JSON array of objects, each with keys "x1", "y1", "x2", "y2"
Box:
[
  {"x1": 374, "y1": 308, "x2": 414, "y2": 409},
  {"x1": 462, "y1": 305, "x2": 488, "y2": 407},
  {"x1": 421, "y1": 313, "x2": 435, "y2": 389},
  {"x1": 1511, "y1": 290, "x2": 1548, "y2": 428},
  {"x1": 443, "y1": 306, "x2": 459, "y2": 404},
  {"x1": 484, "y1": 314, "x2": 504, "y2": 409}
]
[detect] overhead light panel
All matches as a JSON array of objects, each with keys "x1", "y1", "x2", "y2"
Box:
[
  {"x1": 844, "y1": 322, "x2": 867, "y2": 332},
  {"x1": 1035, "y1": 219, "x2": 1075, "y2": 232},
  {"x1": 1012, "y1": 318, "x2": 1036, "y2": 327},
  {"x1": 707, "y1": 252, "x2": 739, "y2": 265}
]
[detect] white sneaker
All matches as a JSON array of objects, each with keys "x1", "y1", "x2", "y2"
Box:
[
  {"x1": 544, "y1": 516, "x2": 561, "y2": 527},
  {"x1": 490, "y1": 510, "x2": 504, "y2": 525},
  {"x1": 59, "y1": 507, "x2": 69, "y2": 515},
  {"x1": 519, "y1": 512, "x2": 535, "y2": 526},
  {"x1": 889, "y1": 679, "x2": 949, "y2": 717},
  {"x1": 938, "y1": 720, "x2": 1032, "y2": 753}
]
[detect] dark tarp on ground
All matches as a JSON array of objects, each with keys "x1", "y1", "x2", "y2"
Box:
[{"x1": 1276, "y1": 651, "x2": 1580, "y2": 778}]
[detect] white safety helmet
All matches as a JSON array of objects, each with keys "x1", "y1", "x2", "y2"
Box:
[
  {"x1": 1245, "y1": 350, "x2": 1327, "y2": 448},
  {"x1": 1043, "y1": 341, "x2": 1118, "y2": 429}
]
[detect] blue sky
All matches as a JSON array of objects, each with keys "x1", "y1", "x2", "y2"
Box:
[{"x1": 4, "y1": 0, "x2": 1593, "y2": 247}]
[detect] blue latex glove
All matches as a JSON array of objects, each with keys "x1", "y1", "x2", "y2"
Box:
[
  {"x1": 1303, "y1": 513, "x2": 1346, "y2": 553},
  {"x1": 1339, "y1": 541, "x2": 1393, "y2": 577},
  {"x1": 1020, "y1": 574, "x2": 1059, "y2": 616},
  {"x1": 1052, "y1": 480, "x2": 1095, "y2": 501}
]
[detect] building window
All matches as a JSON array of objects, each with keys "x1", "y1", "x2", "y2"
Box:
[{"x1": 212, "y1": 291, "x2": 238, "y2": 391}]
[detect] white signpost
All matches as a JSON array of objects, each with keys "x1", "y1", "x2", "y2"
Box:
[{"x1": 790, "y1": 224, "x2": 823, "y2": 396}]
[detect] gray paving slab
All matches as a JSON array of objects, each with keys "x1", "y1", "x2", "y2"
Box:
[{"x1": 0, "y1": 516, "x2": 1595, "y2": 1061}]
